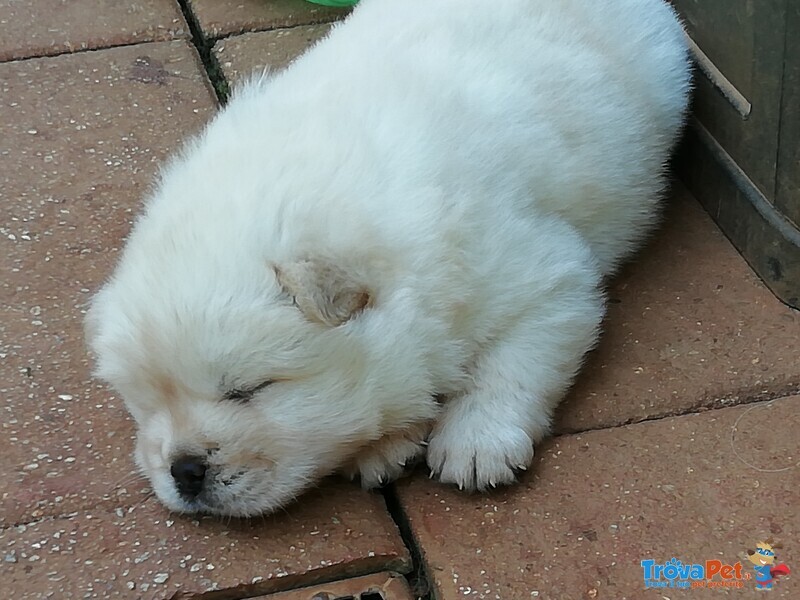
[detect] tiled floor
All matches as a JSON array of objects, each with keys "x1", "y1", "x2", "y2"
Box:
[
  {"x1": 187, "y1": 0, "x2": 347, "y2": 39},
  {"x1": 1, "y1": 2, "x2": 797, "y2": 598},
  {"x1": 398, "y1": 397, "x2": 800, "y2": 598},
  {"x1": 0, "y1": 0, "x2": 187, "y2": 62}
]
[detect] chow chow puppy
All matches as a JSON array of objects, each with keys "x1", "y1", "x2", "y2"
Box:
[{"x1": 86, "y1": 0, "x2": 691, "y2": 516}]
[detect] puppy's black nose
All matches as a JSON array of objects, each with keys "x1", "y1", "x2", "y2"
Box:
[{"x1": 170, "y1": 456, "x2": 207, "y2": 499}]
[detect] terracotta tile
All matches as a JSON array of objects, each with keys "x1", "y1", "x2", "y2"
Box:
[
  {"x1": 0, "y1": 41, "x2": 217, "y2": 526},
  {"x1": 214, "y1": 25, "x2": 334, "y2": 87},
  {"x1": 557, "y1": 184, "x2": 800, "y2": 433},
  {"x1": 187, "y1": 0, "x2": 349, "y2": 39},
  {"x1": 0, "y1": 0, "x2": 187, "y2": 62},
  {"x1": 253, "y1": 571, "x2": 414, "y2": 599},
  {"x1": 397, "y1": 395, "x2": 800, "y2": 599},
  {"x1": 0, "y1": 483, "x2": 410, "y2": 599}
]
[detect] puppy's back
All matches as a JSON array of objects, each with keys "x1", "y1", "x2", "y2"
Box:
[{"x1": 257, "y1": 0, "x2": 692, "y2": 272}]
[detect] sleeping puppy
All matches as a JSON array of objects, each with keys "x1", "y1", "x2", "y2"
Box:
[{"x1": 86, "y1": 0, "x2": 691, "y2": 517}]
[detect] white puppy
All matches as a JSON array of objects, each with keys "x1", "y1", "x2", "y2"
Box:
[{"x1": 86, "y1": 0, "x2": 691, "y2": 516}]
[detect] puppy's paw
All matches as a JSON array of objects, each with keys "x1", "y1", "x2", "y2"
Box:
[
  {"x1": 427, "y1": 409, "x2": 534, "y2": 491},
  {"x1": 341, "y1": 422, "x2": 431, "y2": 489}
]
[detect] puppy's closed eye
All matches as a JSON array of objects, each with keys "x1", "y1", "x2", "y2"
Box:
[{"x1": 223, "y1": 380, "x2": 275, "y2": 403}]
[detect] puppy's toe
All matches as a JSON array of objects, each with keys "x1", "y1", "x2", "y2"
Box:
[
  {"x1": 350, "y1": 453, "x2": 405, "y2": 489},
  {"x1": 427, "y1": 412, "x2": 534, "y2": 492},
  {"x1": 342, "y1": 423, "x2": 430, "y2": 489}
]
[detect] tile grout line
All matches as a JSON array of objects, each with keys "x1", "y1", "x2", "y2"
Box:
[
  {"x1": 0, "y1": 20, "x2": 345, "y2": 67},
  {"x1": 176, "y1": 0, "x2": 230, "y2": 103},
  {"x1": 173, "y1": 7, "x2": 351, "y2": 104},
  {"x1": 0, "y1": 36, "x2": 188, "y2": 65},
  {"x1": 557, "y1": 382, "x2": 800, "y2": 437},
  {"x1": 0, "y1": 501, "x2": 143, "y2": 535},
  {"x1": 381, "y1": 485, "x2": 436, "y2": 600},
  {"x1": 201, "y1": 16, "x2": 347, "y2": 47}
]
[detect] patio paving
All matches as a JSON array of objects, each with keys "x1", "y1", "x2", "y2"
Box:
[
  {"x1": 0, "y1": 484, "x2": 410, "y2": 599},
  {"x1": 0, "y1": 0, "x2": 188, "y2": 62},
  {"x1": 1, "y1": 40, "x2": 215, "y2": 526},
  {"x1": 214, "y1": 25, "x2": 334, "y2": 86},
  {"x1": 396, "y1": 396, "x2": 800, "y2": 599},
  {"x1": 187, "y1": 0, "x2": 348, "y2": 40},
  {"x1": 1, "y1": 2, "x2": 798, "y2": 598}
]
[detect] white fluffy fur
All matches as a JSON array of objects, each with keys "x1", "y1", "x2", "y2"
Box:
[{"x1": 87, "y1": 0, "x2": 691, "y2": 516}]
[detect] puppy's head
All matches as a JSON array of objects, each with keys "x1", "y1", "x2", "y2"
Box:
[{"x1": 87, "y1": 253, "x2": 427, "y2": 516}]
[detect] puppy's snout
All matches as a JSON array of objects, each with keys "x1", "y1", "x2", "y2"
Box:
[{"x1": 170, "y1": 455, "x2": 207, "y2": 499}]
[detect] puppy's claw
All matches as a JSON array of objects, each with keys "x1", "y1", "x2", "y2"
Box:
[
  {"x1": 429, "y1": 469, "x2": 436, "y2": 479},
  {"x1": 419, "y1": 440, "x2": 429, "y2": 447},
  {"x1": 516, "y1": 464, "x2": 527, "y2": 471}
]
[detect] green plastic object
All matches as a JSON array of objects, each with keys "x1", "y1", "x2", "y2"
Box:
[{"x1": 305, "y1": 0, "x2": 359, "y2": 6}]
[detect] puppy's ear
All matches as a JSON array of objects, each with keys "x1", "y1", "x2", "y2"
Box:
[{"x1": 273, "y1": 259, "x2": 372, "y2": 327}]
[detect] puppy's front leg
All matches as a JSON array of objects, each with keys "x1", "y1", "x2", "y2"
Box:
[{"x1": 428, "y1": 239, "x2": 605, "y2": 491}]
